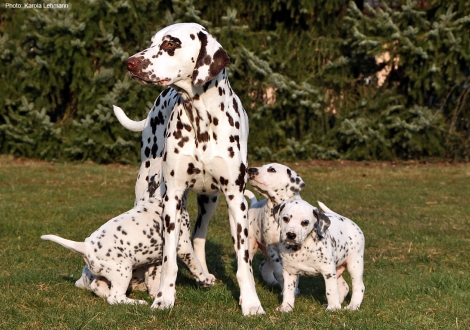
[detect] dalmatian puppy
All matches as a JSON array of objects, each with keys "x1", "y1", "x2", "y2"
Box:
[
  {"x1": 245, "y1": 163, "x2": 305, "y2": 293},
  {"x1": 273, "y1": 200, "x2": 365, "y2": 312},
  {"x1": 41, "y1": 158, "x2": 215, "y2": 305},
  {"x1": 122, "y1": 23, "x2": 263, "y2": 315}
]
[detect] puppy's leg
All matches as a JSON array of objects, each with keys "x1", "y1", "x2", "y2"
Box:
[
  {"x1": 322, "y1": 267, "x2": 342, "y2": 311},
  {"x1": 259, "y1": 258, "x2": 279, "y2": 286},
  {"x1": 337, "y1": 274, "x2": 350, "y2": 305},
  {"x1": 344, "y1": 256, "x2": 365, "y2": 310},
  {"x1": 267, "y1": 246, "x2": 284, "y2": 289},
  {"x1": 276, "y1": 269, "x2": 297, "y2": 312},
  {"x1": 146, "y1": 264, "x2": 161, "y2": 298},
  {"x1": 90, "y1": 278, "x2": 111, "y2": 298},
  {"x1": 106, "y1": 264, "x2": 148, "y2": 305}
]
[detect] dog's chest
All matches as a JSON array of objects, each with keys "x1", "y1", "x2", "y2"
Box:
[
  {"x1": 166, "y1": 85, "x2": 246, "y2": 157},
  {"x1": 280, "y1": 234, "x2": 350, "y2": 276}
]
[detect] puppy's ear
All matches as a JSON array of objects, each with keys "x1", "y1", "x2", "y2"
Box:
[
  {"x1": 147, "y1": 158, "x2": 163, "y2": 198},
  {"x1": 192, "y1": 30, "x2": 230, "y2": 86},
  {"x1": 288, "y1": 172, "x2": 306, "y2": 194},
  {"x1": 313, "y1": 208, "x2": 331, "y2": 239},
  {"x1": 296, "y1": 175, "x2": 306, "y2": 191},
  {"x1": 272, "y1": 202, "x2": 287, "y2": 225}
]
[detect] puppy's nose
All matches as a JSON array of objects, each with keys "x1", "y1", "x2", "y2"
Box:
[
  {"x1": 126, "y1": 57, "x2": 139, "y2": 72},
  {"x1": 248, "y1": 168, "x2": 258, "y2": 176},
  {"x1": 286, "y1": 232, "x2": 296, "y2": 240}
]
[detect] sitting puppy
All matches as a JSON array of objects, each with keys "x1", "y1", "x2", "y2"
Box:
[
  {"x1": 274, "y1": 200, "x2": 365, "y2": 312},
  {"x1": 246, "y1": 163, "x2": 305, "y2": 292},
  {"x1": 42, "y1": 159, "x2": 215, "y2": 305},
  {"x1": 73, "y1": 161, "x2": 163, "y2": 299}
]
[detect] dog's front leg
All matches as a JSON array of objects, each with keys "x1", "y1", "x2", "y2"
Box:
[
  {"x1": 151, "y1": 188, "x2": 185, "y2": 310},
  {"x1": 225, "y1": 188, "x2": 265, "y2": 315},
  {"x1": 322, "y1": 269, "x2": 342, "y2": 311},
  {"x1": 276, "y1": 268, "x2": 297, "y2": 312}
]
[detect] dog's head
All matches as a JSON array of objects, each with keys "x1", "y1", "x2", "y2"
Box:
[
  {"x1": 126, "y1": 23, "x2": 230, "y2": 88},
  {"x1": 273, "y1": 200, "x2": 331, "y2": 247},
  {"x1": 247, "y1": 163, "x2": 305, "y2": 204}
]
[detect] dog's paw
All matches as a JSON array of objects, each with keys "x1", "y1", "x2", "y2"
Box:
[
  {"x1": 150, "y1": 292, "x2": 175, "y2": 310},
  {"x1": 239, "y1": 297, "x2": 265, "y2": 316},
  {"x1": 108, "y1": 297, "x2": 148, "y2": 305},
  {"x1": 196, "y1": 273, "x2": 216, "y2": 287},
  {"x1": 276, "y1": 304, "x2": 293, "y2": 313},
  {"x1": 325, "y1": 304, "x2": 341, "y2": 311},
  {"x1": 344, "y1": 303, "x2": 360, "y2": 311}
]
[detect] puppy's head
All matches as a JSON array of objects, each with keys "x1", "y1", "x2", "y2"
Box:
[
  {"x1": 274, "y1": 200, "x2": 330, "y2": 246},
  {"x1": 126, "y1": 23, "x2": 230, "y2": 87},
  {"x1": 247, "y1": 163, "x2": 305, "y2": 204}
]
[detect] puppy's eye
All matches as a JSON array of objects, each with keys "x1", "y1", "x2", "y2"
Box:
[
  {"x1": 301, "y1": 220, "x2": 309, "y2": 227},
  {"x1": 268, "y1": 167, "x2": 276, "y2": 173},
  {"x1": 282, "y1": 216, "x2": 289, "y2": 223}
]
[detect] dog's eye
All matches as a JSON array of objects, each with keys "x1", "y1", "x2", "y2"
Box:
[
  {"x1": 161, "y1": 41, "x2": 176, "y2": 50},
  {"x1": 268, "y1": 167, "x2": 276, "y2": 173},
  {"x1": 301, "y1": 220, "x2": 309, "y2": 227},
  {"x1": 282, "y1": 216, "x2": 289, "y2": 223}
]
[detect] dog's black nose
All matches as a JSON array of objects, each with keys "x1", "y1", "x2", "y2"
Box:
[
  {"x1": 248, "y1": 168, "x2": 258, "y2": 176},
  {"x1": 286, "y1": 232, "x2": 296, "y2": 240}
]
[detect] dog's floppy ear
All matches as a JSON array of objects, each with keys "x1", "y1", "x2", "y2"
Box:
[
  {"x1": 313, "y1": 208, "x2": 331, "y2": 239},
  {"x1": 192, "y1": 30, "x2": 230, "y2": 86},
  {"x1": 272, "y1": 202, "x2": 287, "y2": 225},
  {"x1": 295, "y1": 175, "x2": 306, "y2": 192}
]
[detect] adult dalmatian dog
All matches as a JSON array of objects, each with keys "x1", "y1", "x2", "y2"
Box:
[
  {"x1": 245, "y1": 163, "x2": 305, "y2": 292},
  {"x1": 273, "y1": 200, "x2": 365, "y2": 312},
  {"x1": 117, "y1": 23, "x2": 264, "y2": 315},
  {"x1": 41, "y1": 159, "x2": 215, "y2": 305}
]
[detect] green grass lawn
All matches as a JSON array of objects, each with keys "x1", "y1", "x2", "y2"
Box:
[{"x1": 0, "y1": 156, "x2": 469, "y2": 329}]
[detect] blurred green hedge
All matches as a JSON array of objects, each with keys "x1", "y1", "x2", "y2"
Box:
[{"x1": 1, "y1": 0, "x2": 469, "y2": 163}]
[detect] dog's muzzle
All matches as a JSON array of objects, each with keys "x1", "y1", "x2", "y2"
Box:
[{"x1": 247, "y1": 167, "x2": 259, "y2": 180}]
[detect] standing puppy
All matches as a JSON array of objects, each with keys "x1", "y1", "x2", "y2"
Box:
[
  {"x1": 246, "y1": 163, "x2": 305, "y2": 291},
  {"x1": 274, "y1": 200, "x2": 365, "y2": 312},
  {"x1": 124, "y1": 23, "x2": 263, "y2": 315}
]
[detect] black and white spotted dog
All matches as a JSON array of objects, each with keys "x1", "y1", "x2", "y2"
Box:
[
  {"x1": 117, "y1": 23, "x2": 263, "y2": 315},
  {"x1": 273, "y1": 200, "x2": 365, "y2": 312},
  {"x1": 245, "y1": 163, "x2": 305, "y2": 292},
  {"x1": 41, "y1": 159, "x2": 215, "y2": 305}
]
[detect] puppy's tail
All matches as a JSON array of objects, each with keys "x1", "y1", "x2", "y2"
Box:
[
  {"x1": 113, "y1": 105, "x2": 147, "y2": 132},
  {"x1": 41, "y1": 235, "x2": 87, "y2": 255},
  {"x1": 317, "y1": 201, "x2": 333, "y2": 213},
  {"x1": 244, "y1": 190, "x2": 258, "y2": 207}
]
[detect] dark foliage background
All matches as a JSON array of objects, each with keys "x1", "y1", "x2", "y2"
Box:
[{"x1": 1, "y1": 0, "x2": 469, "y2": 163}]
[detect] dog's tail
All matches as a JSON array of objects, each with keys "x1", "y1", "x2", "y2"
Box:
[
  {"x1": 244, "y1": 190, "x2": 258, "y2": 207},
  {"x1": 41, "y1": 235, "x2": 87, "y2": 255},
  {"x1": 113, "y1": 105, "x2": 147, "y2": 132},
  {"x1": 317, "y1": 201, "x2": 334, "y2": 214}
]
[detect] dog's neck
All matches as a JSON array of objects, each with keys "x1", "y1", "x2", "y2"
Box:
[{"x1": 171, "y1": 70, "x2": 231, "y2": 140}]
